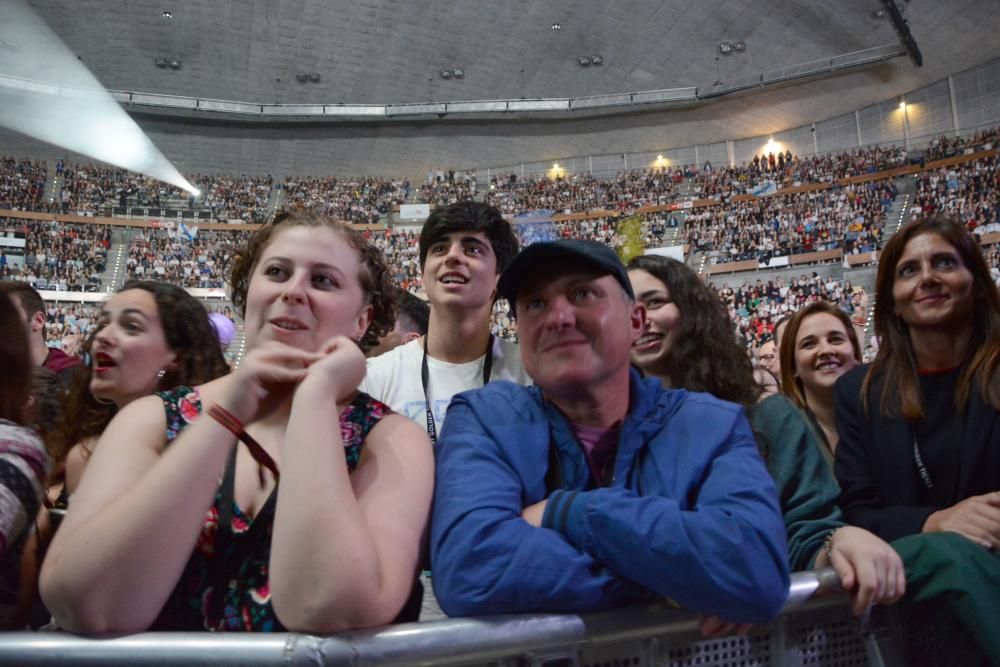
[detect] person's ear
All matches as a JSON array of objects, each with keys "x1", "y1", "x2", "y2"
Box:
[
  {"x1": 352, "y1": 304, "x2": 374, "y2": 342},
  {"x1": 31, "y1": 310, "x2": 45, "y2": 335},
  {"x1": 629, "y1": 301, "x2": 646, "y2": 343},
  {"x1": 401, "y1": 331, "x2": 421, "y2": 345}
]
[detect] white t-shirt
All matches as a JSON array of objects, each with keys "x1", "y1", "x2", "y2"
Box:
[{"x1": 360, "y1": 336, "x2": 531, "y2": 435}]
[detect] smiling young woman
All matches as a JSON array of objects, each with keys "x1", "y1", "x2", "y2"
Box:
[
  {"x1": 40, "y1": 212, "x2": 434, "y2": 635},
  {"x1": 778, "y1": 301, "x2": 862, "y2": 459},
  {"x1": 833, "y1": 216, "x2": 1000, "y2": 661},
  {"x1": 625, "y1": 255, "x2": 903, "y2": 629}
]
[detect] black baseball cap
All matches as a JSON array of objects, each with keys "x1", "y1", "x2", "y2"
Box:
[{"x1": 497, "y1": 239, "x2": 635, "y2": 316}]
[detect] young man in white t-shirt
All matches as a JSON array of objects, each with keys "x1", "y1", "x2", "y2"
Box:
[{"x1": 362, "y1": 201, "x2": 530, "y2": 439}]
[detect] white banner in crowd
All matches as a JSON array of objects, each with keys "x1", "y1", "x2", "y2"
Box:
[
  {"x1": 399, "y1": 204, "x2": 431, "y2": 220},
  {"x1": 766, "y1": 255, "x2": 790, "y2": 268},
  {"x1": 644, "y1": 246, "x2": 685, "y2": 262}
]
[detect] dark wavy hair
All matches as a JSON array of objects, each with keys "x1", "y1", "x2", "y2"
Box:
[
  {"x1": 228, "y1": 210, "x2": 394, "y2": 353},
  {"x1": 778, "y1": 300, "x2": 862, "y2": 412},
  {"x1": 627, "y1": 255, "x2": 760, "y2": 406},
  {"x1": 863, "y1": 215, "x2": 1000, "y2": 419},
  {"x1": 0, "y1": 291, "x2": 31, "y2": 425},
  {"x1": 49, "y1": 281, "x2": 230, "y2": 467},
  {"x1": 418, "y1": 201, "x2": 519, "y2": 274}
]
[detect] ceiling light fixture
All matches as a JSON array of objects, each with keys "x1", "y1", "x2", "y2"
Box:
[
  {"x1": 308, "y1": 73, "x2": 320, "y2": 83},
  {"x1": 733, "y1": 40, "x2": 746, "y2": 52},
  {"x1": 452, "y1": 68, "x2": 464, "y2": 79},
  {"x1": 719, "y1": 42, "x2": 733, "y2": 55},
  {"x1": 154, "y1": 58, "x2": 168, "y2": 68},
  {"x1": 578, "y1": 56, "x2": 592, "y2": 66},
  {"x1": 440, "y1": 69, "x2": 453, "y2": 79},
  {"x1": 551, "y1": 23, "x2": 561, "y2": 31},
  {"x1": 296, "y1": 73, "x2": 309, "y2": 83},
  {"x1": 161, "y1": 11, "x2": 173, "y2": 19},
  {"x1": 168, "y1": 59, "x2": 181, "y2": 70},
  {"x1": 590, "y1": 55, "x2": 603, "y2": 65}
]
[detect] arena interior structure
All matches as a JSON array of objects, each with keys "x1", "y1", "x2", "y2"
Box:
[{"x1": 1, "y1": 0, "x2": 1000, "y2": 664}]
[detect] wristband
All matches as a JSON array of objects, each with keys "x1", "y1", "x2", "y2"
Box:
[{"x1": 207, "y1": 403, "x2": 280, "y2": 485}]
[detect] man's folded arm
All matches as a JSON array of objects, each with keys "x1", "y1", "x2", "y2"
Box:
[
  {"x1": 541, "y1": 409, "x2": 790, "y2": 623},
  {"x1": 431, "y1": 397, "x2": 645, "y2": 617}
]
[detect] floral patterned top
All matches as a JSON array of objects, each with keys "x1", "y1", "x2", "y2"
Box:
[{"x1": 151, "y1": 385, "x2": 390, "y2": 631}]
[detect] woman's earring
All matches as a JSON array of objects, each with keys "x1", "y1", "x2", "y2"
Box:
[{"x1": 156, "y1": 368, "x2": 166, "y2": 379}]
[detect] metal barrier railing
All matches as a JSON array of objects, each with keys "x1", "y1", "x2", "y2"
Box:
[{"x1": 0, "y1": 569, "x2": 902, "y2": 667}]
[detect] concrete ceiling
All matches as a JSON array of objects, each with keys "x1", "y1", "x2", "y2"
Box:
[
  {"x1": 23, "y1": 0, "x2": 988, "y2": 106},
  {"x1": 9, "y1": 0, "x2": 1000, "y2": 178}
]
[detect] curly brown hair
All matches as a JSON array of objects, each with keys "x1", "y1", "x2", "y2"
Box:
[
  {"x1": 228, "y1": 210, "x2": 395, "y2": 353},
  {"x1": 48, "y1": 281, "x2": 230, "y2": 468}
]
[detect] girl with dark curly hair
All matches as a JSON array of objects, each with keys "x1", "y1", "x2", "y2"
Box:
[
  {"x1": 51, "y1": 280, "x2": 230, "y2": 496},
  {"x1": 41, "y1": 212, "x2": 433, "y2": 635},
  {"x1": 627, "y1": 255, "x2": 903, "y2": 633}
]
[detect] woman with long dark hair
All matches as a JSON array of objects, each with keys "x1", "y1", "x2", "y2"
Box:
[
  {"x1": 0, "y1": 292, "x2": 50, "y2": 629},
  {"x1": 41, "y1": 212, "x2": 433, "y2": 634},
  {"x1": 834, "y1": 216, "x2": 1000, "y2": 660},
  {"x1": 50, "y1": 280, "x2": 230, "y2": 497},
  {"x1": 627, "y1": 255, "x2": 903, "y2": 627}
]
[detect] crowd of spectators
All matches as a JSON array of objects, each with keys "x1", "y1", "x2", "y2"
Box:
[
  {"x1": 282, "y1": 176, "x2": 409, "y2": 225},
  {"x1": 485, "y1": 168, "x2": 683, "y2": 216},
  {"x1": 126, "y1": 228, "x2": 252, "y2": 289},
  {"x1": 41, "y1": 301, "x2": 102, "y2": 353},
  {"x1": 197, "y1": 174, "x2": 274, "y2": 223},
  {"x1": 687, "y1": 179, "x2": 896, "y2": 265},
  {"x1": 0, "y1": 218, "x2": 109, "y2": 291},
  {"x1": 419, "y1": 178, "x2": 476, "y2": 207},
  {"x1": 912, "y1": 155, "x2": 999, "y2": 233},
  {"x1": 925, "y1": 126, "x2": 1000, "y2": 161},
  {"x1": 692, "y1": 146, "x2": 906, "y2": 200},
  {"x1": 0, "y1": 156, "x2": 47, "y2": 211},
  {"x1": 59, "y1": 163, "x2": 276, "y2": 223},
  {"x1": 712, "y1": 274, "x2": 869, "y2": 352}
]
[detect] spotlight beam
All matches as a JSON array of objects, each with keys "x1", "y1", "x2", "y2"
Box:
[{"x1": 0, "y1": 1, "x2": 199, "y2": 195}]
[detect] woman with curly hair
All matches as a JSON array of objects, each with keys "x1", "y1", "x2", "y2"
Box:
[
  {"x1": 51, "y1": 280, "x2": 231, "y2": 497},
  {"x1": 41, "y1": 211, "x2": 433, "y2": 634},
  {"x1": 626, "y1": 255, "x2": 903, "y2": 633}
]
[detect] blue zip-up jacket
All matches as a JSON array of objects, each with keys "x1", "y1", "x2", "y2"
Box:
[{"x1": 431, "y1": 370, "x2": 789, "y2": 622}]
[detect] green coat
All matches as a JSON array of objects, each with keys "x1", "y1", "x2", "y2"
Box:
[{"x1": 749, "y1": 394, "x2": 841, "y2": 572}]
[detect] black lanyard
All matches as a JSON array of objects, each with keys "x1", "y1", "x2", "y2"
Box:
[{"x1": 420, "y1": 332, "x2": 493, "y2": 444}]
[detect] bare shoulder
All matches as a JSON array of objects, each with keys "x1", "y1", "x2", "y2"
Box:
[{"x1": 365, "y1": 413, "x2": 432, "y2": 456}]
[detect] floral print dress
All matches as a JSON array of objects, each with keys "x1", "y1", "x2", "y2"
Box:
[{"x1": 151, "y1": 386, "x2": 390, "y2": 631}]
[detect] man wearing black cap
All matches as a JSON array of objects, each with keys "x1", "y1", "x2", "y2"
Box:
[{"x1": 430, "y1": 239, "x2": 790, "y2": 624}]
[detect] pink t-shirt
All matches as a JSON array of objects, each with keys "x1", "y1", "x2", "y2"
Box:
[{"x1": 569, "y1": 422, "x2": 619, "y2": 487}]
